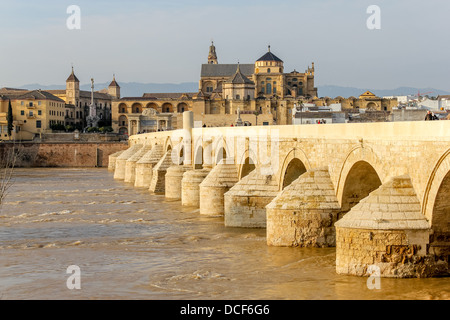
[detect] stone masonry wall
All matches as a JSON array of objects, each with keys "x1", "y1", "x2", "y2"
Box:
[{"x1": 0, "y1": 142, "x2": 128, "y2": 168}]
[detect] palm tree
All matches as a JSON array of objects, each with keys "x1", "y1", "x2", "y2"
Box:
[{"x1": 254, "y1": 110, "x2": 261, "y2": 126}]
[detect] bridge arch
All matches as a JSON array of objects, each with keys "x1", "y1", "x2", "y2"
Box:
[
  {"x1": 422, "y1": 149, "x2": 450, "y2": 258},
  {"x1": 278, "y1": 148, "x2": 311, "y2": 190},
  {"x1": 194, "y1": 144, "x2": 203, "y2": 169},
  {"x1": 212, "y1": 136, "x2": 231, "y2": 165},
  {"x1": 336, "y1": 146, "x2": 384, "y2": 210},
  {"x1": 237, "y1": 149, "x2": 257, "y2": 180},
  {"x1": 164, "y1": 136, "x2": 173, "y2": 153},
  {"x1": 215, "y1": 146, "x2": 227, "y2": 164},
  {"x1": 340, "y1": 160, "x2": 382, "y2": 212}
]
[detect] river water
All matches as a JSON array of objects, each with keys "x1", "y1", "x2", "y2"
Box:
[{"x1": 0, "y1": 168, "x2": 448, "y2": 300}]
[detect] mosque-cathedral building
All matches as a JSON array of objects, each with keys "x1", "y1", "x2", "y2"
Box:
[
  {"x1": 0, "y1": 42, "x2": 398, "y2": 141},
  {"x1": 111, "y1": 42, "x2": 397, "y2": 135}
]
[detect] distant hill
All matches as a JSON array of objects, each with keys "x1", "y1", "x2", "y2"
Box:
[{"x1": 14, "y1": 82, "x2": 450, "y2": 99}]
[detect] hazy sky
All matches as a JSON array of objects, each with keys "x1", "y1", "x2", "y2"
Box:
[{"x1": 1, "y1": 0, "x2": 450, "y2": 91}]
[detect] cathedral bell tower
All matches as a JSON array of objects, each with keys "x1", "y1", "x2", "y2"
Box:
[
  {"x1": 108, "y1": 74, "x2": 120, "y2": 99},
  {"x1": 208, "y1": 41, "x2": 218, "y2": 64},
  {"x1": 66, "y1": 66, "x2": 80, "y2": 105}
]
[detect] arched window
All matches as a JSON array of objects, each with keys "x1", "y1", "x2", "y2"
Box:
[{"x1": 267, "y1": 68, "x2": 271, "y2": 73}]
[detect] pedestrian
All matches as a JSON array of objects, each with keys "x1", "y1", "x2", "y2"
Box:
[{"x1": 425, "y1": 110, "x2": 433, "y2": 121}]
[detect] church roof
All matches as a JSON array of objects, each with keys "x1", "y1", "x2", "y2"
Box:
[
  {"x1": 201, "y1": 64, "x2": 254, "y2": 78},
  {"x1": 226, "y1": 64, "x2": 254, "y2": 85},
  {"x1": 256, "y1": 48, "x2": 283, "y2": 63},
  {"x1": 79, "y1": 90, "x2": 112, "y2": 100},
  {"x1": 66, "y1": 68, "x2": 80, "y2": 82},
  {"x1": 108, "y1": 76, "x2": 120, "y2": 88},
  {"x1": 66, "y1": 74, "x2": 79, "y2": 82},
  {"x1": 141, "y1": 92, "x2": 197, "y2": 99},
  {"x1": 0, "y1": 90, "x2": 65, "y2": 102}
]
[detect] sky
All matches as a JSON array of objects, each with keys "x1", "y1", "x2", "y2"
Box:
[{"x1": 1, "y1": 0, "x2": 450, "y2": 91}]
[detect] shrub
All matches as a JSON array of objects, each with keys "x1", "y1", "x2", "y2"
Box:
[{"x1": 87, "y1": 126, "x2": 99, "y2": 133}]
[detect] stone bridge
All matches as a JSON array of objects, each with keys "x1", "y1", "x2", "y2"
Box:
[{"x1": 109, "y1": 112, "x2": 450, "y2": 278}]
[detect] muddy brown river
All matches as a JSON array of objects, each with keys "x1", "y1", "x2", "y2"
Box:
[{"x1": 0, "y1": 168, "x2": 448, "y2": 300}]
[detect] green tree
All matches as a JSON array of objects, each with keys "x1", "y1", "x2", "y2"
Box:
[{"x1": 7, "y1": 99, "x2": 13, "y2": 137}]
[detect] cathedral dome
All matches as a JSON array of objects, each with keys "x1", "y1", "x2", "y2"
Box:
[{"x1": 256, "y1": 46, "x2": 283, "y2": 63}]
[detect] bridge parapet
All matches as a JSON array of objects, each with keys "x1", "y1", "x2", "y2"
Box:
[{"x1": 118, "y1": 119, "x2": 450, "y2": 277}]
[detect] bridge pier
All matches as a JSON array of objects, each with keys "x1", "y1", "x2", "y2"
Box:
[
  {"x1": 224, "y1": 168, "x2": 278, "y2": 228},
  {"x1": 134, "y1": 144, "x2": 164, "y2": 188},
  {"x1": 165, "y1": 165, "x2": 191, "y2": 200},
  {"x1": 113, "y1": 144, "x2": 143, "y2": 180},
  {"x1": 149, "y1": 150, "x2": 173, "y2": 194},
  {"x1": 124, "y1": 145, "x2": 152, "y2": 183},
  {"x1": 335, "y1": 175, "x2": 448, "y2": 278},
  {"x1": 266, "y1": 168, "x2": 342, "y2": 247},
  {"x1": 108, "y1": 150, "x2": 125, "y2": 172},
  {"x1": 181, "y1": 168, "x2": 211, "y2": 207},
  {"x1": 199, "y1": 163, "x2": 239, "y2": 215}
]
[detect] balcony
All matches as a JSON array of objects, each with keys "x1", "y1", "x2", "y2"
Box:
[
  {"x1": 26, "y1": 103, "x2": 36, "y2": 109},
  {"x1": 26, "y1": 113, "x2": 36, "y2": 119}
]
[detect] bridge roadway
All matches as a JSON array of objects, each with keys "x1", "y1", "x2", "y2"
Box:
[{"x1": 110, "y1": 112, "x2": 450, "y2": 278}]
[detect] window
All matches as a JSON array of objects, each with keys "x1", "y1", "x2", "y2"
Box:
[
  {"x1": 38, "y1": 110, "x2": 42, "y2": 115},
  {"x1": 36, "y1": 120, "x2": 41, "y2": 128},
  {"x1": 21, "y1": 110, "x2": 25, "y2": 116},
  {"x1": 29, "y1": 102, "x2": 33, "y2": 107},
  {"x1": 38, "y1": 101, "x2": 42, "y2": 106},
  {"x1": 21, "y1": 101, "x2": 24, "y2": 106},
  {"x1": 236, "y1": 95, "x2": 240, "y2": 100},
  {"x1": 206, "y1": 86, "x2": 213, "y2": 93},
  {"x1": 267, "y1": 68, "x2": 271, "y2": 73},
  {"x1": 266, "y1": 83, "x2": 272, "y2": 94}
]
